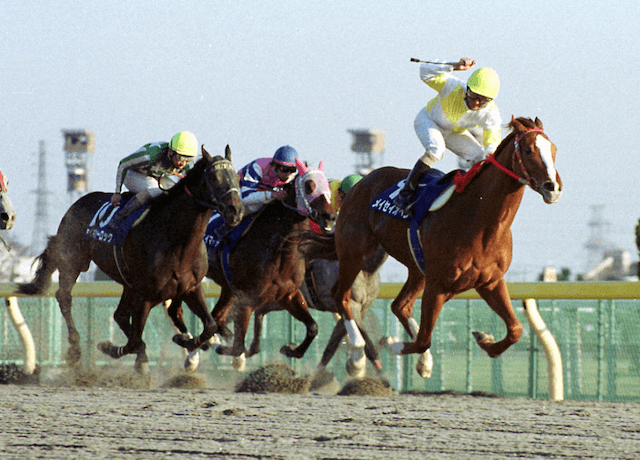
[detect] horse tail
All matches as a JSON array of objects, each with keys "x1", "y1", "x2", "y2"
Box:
[
  {"x1": 299, "y1": 232, "x2": 337, "y2": 262},
  {"x1": 17, "y1": 236, "x2": 61, "y2": 295}
]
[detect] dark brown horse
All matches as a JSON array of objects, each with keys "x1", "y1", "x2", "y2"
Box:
[
  {"x1": 18, "y1": 146, "x2": 244, "y2": 372},
  {"x1": 307, "y1": 117, "x2": 563, "y2": 378},
  {"x1": 170, "y1": 159, "x2": 336, "y2": 363},
  {"x1": 223, "y1": 248, "x2": 387, "y2": 376}
]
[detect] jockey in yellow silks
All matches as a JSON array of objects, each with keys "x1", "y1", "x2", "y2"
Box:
[{"x1": 394, "y1": 57, "x2": 502, "y2": 212}]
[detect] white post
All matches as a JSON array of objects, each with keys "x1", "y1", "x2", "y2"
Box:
[
  {"x1": 5, "y1": 297, "x2": 36, "y2": 375},
  {"x1": 523, "y1": 298, "x2": 563, "y2": 401}
]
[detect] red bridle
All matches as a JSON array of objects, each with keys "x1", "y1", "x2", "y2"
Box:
[{"x1": 454, "y1": 128, "x2": 544, "y2": 192}]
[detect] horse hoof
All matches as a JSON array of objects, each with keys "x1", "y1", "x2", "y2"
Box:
[
  {"x1": 346, "y1": 348, "x2": 366, "y2": 379},
  {"x1": 233, "y1": 353, "x2": 246, "y2": 372},
  {"x1": 416, "y1": 349, "x2": 433, "y2": 379},
  {"x1": 172, "y1": 333, "x2": 197, "y2": 352},
  {"x1": 380, "y1": 336, "x2": 403, "y2": 354},
  {"x1": 280, "y1": 344, "x2": 302, "y2": 359},
  {"x1": 66, "y1": 348, "x2": 82, "y2": 366},
  {"x1": 97, "y1": 341, "x2": 113, "y2": 354},
  {"x1": 346, "y1": 359, "x2": 367, "y2": 379},
  {"x1": 184, "y1": 350, "x2": 200, "y2": 373},
  {"x1": 472, "y1": 331, "x2": 495, "y2": 345},
  {"x1": 135, "y1": 361, "x2": 150, "y2": 375}
]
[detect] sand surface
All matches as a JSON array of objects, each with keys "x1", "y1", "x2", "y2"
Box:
[{"x1": 1, "y1": 365, "x2": 639, "y2": 459}]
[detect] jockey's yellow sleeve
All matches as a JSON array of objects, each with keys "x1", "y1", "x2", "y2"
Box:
[{"x1": 420, "y1": 63, "x2": 501, "y2": 153}]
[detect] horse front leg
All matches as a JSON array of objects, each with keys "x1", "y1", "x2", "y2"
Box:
[
  {"x1": 210, "y1": 286, "x2": 235, "y2": 343},
  {"x1": 164, "y1": 298, "x2": 199, "y2": 373},
  {"x1": 216, "y1": 304, "x2": 251, "y2": 358},
  {"x1": 475, "y1": 278, "x2": 523, "y2": 357},
  {"x1": 280, "y1": 289, "x2": 318, "y2": 359},
  {"x1": 172, "y1": 286, "x2": 216, "y2": 352},
  {"x1": 247, "y1": 303, "x2": 280, "y2": 358},
  {"x1": 97, "y1": 291, "x2": 152, "y2": 374}
]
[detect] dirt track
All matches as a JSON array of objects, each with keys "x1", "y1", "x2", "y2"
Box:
[{"x1": 1, "y1": 367, "x2": 640, "y2": 460}]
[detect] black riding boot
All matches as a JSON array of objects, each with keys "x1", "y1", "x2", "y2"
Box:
[
  {"x1": 107, "y1": 195, "x2": 144, "y2": 231},
  {"x1": 392, "y1": 161, "x2": 431, "y2": 213}
]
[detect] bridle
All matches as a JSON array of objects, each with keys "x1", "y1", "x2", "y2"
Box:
[
  {"x1": 184, "y1": 158, "x2": 240, "y2": 212},
  {"x1": 455, "y1": 127, "x2": 545, "y2": 192},
  {"x1": 280, "y1": 169, "x2": 330, "y2": 222}
]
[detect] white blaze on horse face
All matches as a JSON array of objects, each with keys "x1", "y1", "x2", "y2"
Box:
[{"x1": 536, "y1": 136, "x2": 559, "y2": 189}]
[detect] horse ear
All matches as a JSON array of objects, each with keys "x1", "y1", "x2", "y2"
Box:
[
  {"x1": 317, "y1": 160, "x2": 324, "y2": 172},
  {"x1": 510, "y1": 115, "x2": 524, "y2": 133},
  {"x1": 295, "y1": 157, "x2": 308, "y2": 175},
  {"x1": 202, "y1": 145, "x2": 213, "y2": 162},
  {"x1": 224, "y1": 144, "x2": 232, "y2": 161},
  {"x1": 534, "y1": 117, "x2": 544, "y2": 130}
]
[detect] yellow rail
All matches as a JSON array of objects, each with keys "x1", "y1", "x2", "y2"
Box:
[{"x1": 2, "y1": 281, "x2": 640, "y2": 300}]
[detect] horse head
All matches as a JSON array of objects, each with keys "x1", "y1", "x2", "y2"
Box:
[
  {"x1": 195, "y1": 146, "x2": 244, "y2": 226},
  {"x1": 508, "y1": 117, "x2": 563, "y2": 204},
  {"x1": 293, "y1": 157, "x2": 336, "y2": 232},
  {"x1": 0, "y1": 169, "x2": 16, "y2": 230}
]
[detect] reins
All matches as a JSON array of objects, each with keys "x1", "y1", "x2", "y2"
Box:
[{"x1": 454, "y1": 127, "x2": 544, "y2": 192}]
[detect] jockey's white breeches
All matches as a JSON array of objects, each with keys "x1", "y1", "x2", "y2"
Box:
[
  {"x1": 414, "y1": 108, "x2": 486, "y2": 166},
  {"x1": 123, "y1": 171, "x2": 163, "y2": 200}
]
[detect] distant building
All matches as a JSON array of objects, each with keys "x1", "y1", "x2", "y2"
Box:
[{"x1": 583, "y1": 249, "x2": 638, "y2": 281}]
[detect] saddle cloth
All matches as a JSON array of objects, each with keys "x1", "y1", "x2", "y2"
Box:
[
  {"x1": 369, "y1": 168, "x2": 458, "y2": 223},
  {"x1": 84, "y1": 198, "x2": 148, "y2": 247}
]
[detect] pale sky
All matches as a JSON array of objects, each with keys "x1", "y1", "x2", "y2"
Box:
[{"x1": 3, "y1": 0, "x2": 640, "y2": 281}]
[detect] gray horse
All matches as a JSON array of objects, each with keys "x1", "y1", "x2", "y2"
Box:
[{"x1": 0, "y1": 169, "x2": 16, "y2": 231}]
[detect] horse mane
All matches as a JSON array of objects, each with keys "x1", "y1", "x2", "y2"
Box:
[
  {"x1": 148, "y1": 156, "x2": 212, "y2": 208},
  {"x1": 453, "y1": 116, "x2": 540, "y2": 191}
]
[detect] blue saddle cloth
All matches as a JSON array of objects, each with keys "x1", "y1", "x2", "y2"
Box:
[
  {"x1": 369, "y1": 168, "x2": 456, "y2": 222},
  {"x1": 204, "y1": 213, "x2": 257, "y2": 289},
  {"x1": 84, "y1": 198, "x2": 148, "y2": 247},
  {"x1": 204, "y1": 213, "x2": 253, "y2": 250}
]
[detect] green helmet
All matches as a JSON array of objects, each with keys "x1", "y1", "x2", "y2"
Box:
[
  {"x1": 170, "y1": 131, "x2": 198, "y2": 157},
  {"x1": 467, "y1": 68, "x2": 500, "y2": 99},
  {"x1": 340, "y1": 174, "x2": 363, "y2": 194}
]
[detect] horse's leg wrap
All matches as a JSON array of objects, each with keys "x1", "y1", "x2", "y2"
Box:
[{"x1": 97, "y1": 341, "x2": 127, "y2": 359}]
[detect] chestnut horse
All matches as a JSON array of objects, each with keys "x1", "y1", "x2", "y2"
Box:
[
  {"x1": 308, "y1": 117, "x2": 562, "y2": 378},
  {"x1": 18, "y1": 146, "x2": 244, "y2": 372},
  {"x1": 170, "y1": 159, "x2": 336, "y2": 363}
]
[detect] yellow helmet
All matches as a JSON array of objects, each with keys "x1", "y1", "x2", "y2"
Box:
[
  {"x1": 170, "y1": 131, "x2": 198, "y2": 157},
  {"x1": 467, "y1": 68, "x2": 500, "y2": 99}
]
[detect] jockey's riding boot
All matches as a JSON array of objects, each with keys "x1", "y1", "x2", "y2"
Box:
[
  {"x1": 393, "y1": 161, "x2": 431, "y2": 213},
  {"x1": 107, "y1": 195, "x2": 144, "y2": 231},
  {"x1": 215, "y1": 222, "x2": 233, "y2": 240}
]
